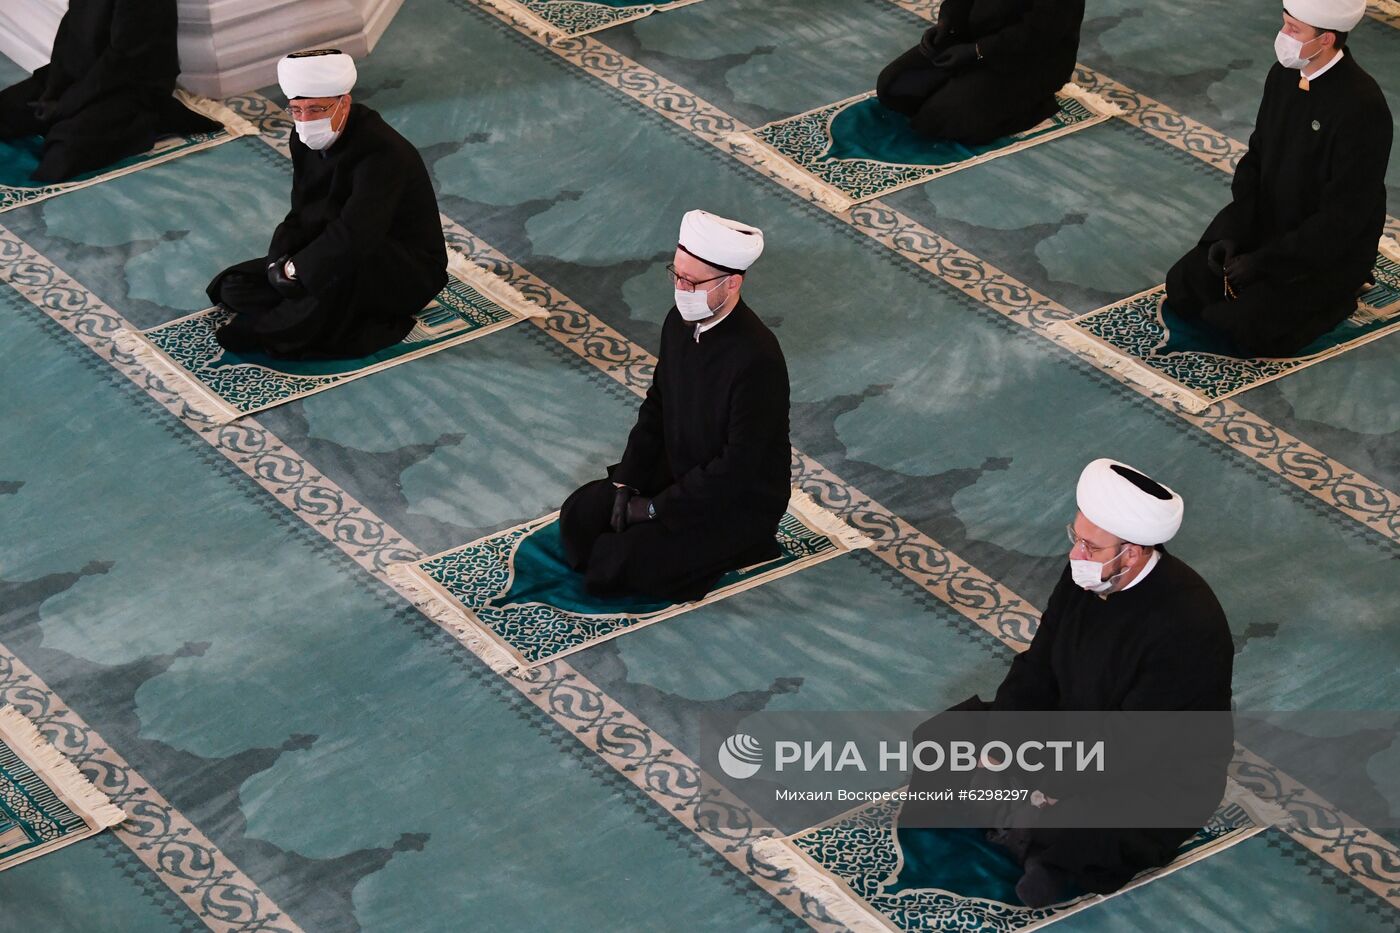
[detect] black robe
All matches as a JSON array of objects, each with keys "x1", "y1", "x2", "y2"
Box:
[
  {"x1": 559, "y1": 300, "x2": 791, "y2": 601},
  {"x1": 1166, "y1": 53, "x2": 1393, "y2": 357},
  {"x1": 876, "y1": 0, "x2": 1085, "y2": 143},
  {"x1": 902, "y1": 553, "x2": 1235, "y2": 897},
  {"x1": 0, "y1": 0, "x2": 217, "y2": 183},
  {"x1": 207, "y1": 103, "x2": 448, "y2": 359}
]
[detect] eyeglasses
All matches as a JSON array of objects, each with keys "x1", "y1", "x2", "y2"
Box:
[
  {"x1": 287, "y1": 102, "x2": 339, "y2": 119},
  {"x1": 666, "y1": 264, "x2": 731, "y2": 292},
  {"x1": 1065, "y1": 524, "x2": 1126, "y2": 556}
]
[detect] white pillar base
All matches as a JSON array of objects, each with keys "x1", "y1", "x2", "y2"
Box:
[{"x1": 0, "y1": 0, "x2": 64, "y2": 74}]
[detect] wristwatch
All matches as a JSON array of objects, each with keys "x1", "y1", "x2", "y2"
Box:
[
  {"x1": 647, "y1": 501, "x2": 656, "y2": 520},
  {"x1": 284, "y1": 259, "x2": 298, "y2": 280}
]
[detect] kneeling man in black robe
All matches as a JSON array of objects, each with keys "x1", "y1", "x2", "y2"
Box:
[
  {"x1": 900, "y1": 459, "x2": 1234, "y2": 908},
  {"x1": 1165, "y1": 0, "x2": 1391, "y2": 357},
  {"x1": 0, "y1": 0, "x2": 219, "y2": 183},
  {"x1": 560, "y1": 210, "x2": 791, "y2": 602},
  {"x1": 207, "y1": 50, "x2": 447, "y2": 359},
  {"x1": 876, "y1": 0, "x2": 1085, "y2": 143}
]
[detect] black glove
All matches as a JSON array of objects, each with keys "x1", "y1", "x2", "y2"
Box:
[
  {"x1": 1224, "y1": 251, "x2": 1263, "y2": 288},
  {"x1": 931, "y1": 43, "x2": 979, "y2": 69},
  {"x1": 28, "y1": 99, "x2": 59, "y2": 123},
  {"x1": 610, "y1": 486, "x2": 634, "y2": 533},
  {"x1": 266, "y1": 255, "x2": 303, "y2": 298},
  {"x1": 919, "y1": 22, "x2": 951, "y2": 57},
  {"x1": 1206, "y1": 239, "x2": 1236, "y2": 275},
  {"x1": 625, "y1": 496, "x2": 654, "y2": 526}
]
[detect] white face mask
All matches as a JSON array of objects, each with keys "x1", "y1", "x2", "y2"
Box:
[
  {"x1": 295, "y1": 98, "x2": 344, "y2": 150},
  {"x1": 675, "y1": 284, "x2": 718, "y2": 322},
  {"x1": 1274, "y1": 30, "x2": 1318, "y2": 70},
  {"x1": 1069, "y1": 544, "x2": 1130, "y2": 594}
]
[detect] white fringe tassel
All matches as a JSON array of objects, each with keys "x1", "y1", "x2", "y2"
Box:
[
  {"x1": 112, "y1": 327, "x2": 240, "y2": 423},
  {"x1": 446, "y1": 250, "x2": 548, "y2": 321},
  {"x1": 727, "y1": 131, "x2": 857, "y2": 213},
  {"x1": 481, "y1": 0, "x2": 568, "y2": 43},
  {"x1": 1048, "y1": 319, "x2": 1212, "y2": 413},
  {"x1": 173, "y1": 89, "x2": 260, "y2": 138},
  {"x1": 787, "y1": 489, "x2": 874, "y2": 552},
  {"x1": 1060, "y1": 81, "x2": 1124, "y2": 119},
  {"x1": 1380, "y1": 236, "x2": 1400, "y2": 264},
  {"x1": 0, "y1": 705, "x2": 126, "y2": 831},
  {"x1": 1224, "y1": 778, "x2": 1297, "y2": 831},
  {"x1": 386, "y1": 564, "x2": 520, "y2": 674},
  {"x1": 751, "y1": 836, "x2": 888, "y2": 932}
]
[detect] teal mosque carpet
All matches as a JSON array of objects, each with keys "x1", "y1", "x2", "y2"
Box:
[{"x1": 0, "y1": 0, "x2": 1398, "y2": 929}]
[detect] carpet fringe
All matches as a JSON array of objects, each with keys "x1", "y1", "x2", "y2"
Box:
[
  {"x1": 480, "y1": 0, "x2": 572, "y2": 42},
  {"x1": 750, "y1": 836, "x2": 888, "y2": 932},
  {"x1": 174, "y1": 89, "x2": 259, "y2": 138},
  {"x1": 1380, "y1": 236, "x2": 1400, "y2": 264},
  {"x1": 446, "y1": 249, "x2": 548, "y2": 320},
  {"x1": 1224, "y1": 777, "x2": 1297, "y2": 831},
  {"x1": 386, "y1": 564, "x2": 519, "y2": 674},
  {"x1": 787, "y1": 489, "x2": 874, "y2": 552},
  {"x1": 726, "y1": 131, "x2": 857, "y2": 213},
  {"x1": 1048, "y1": 318, "x2": 1210, "y2": 413},
  {"x1": 1059, "y1": 81, "x2": 1123, "y2": 119},
  {"x1": 112, "y1": 327, "x2": 240, "y2": 423},
  {"x1": 0, "y1": 705, "x2": 126, "y2": 831}
]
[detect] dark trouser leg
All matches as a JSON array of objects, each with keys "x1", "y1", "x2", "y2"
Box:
[
  {"x1": 1164, "y1": 241, "x2": 1220, "y2": 322},
  {"x1": 1199, "y1": 276, "x2": 1357, "y2": 358},
  {"x1": 911, "y1": 69, "x2": 1057, "y2": 144},
  {"x1": 0, "y1": 73, "x2": 47, "y2": 139},
  {"x1": 206, "y1": 257, "x2": 328, "y2": 355},
  {"x1": 211, "y1": 260, "x2": 282, "y2": 315},
  {"x1": 31, "y1": 93, "x2": 159, "y2": 183},
  {"x1": 898, "y1": 695, "x2": 991, "y2": 829},
  {"x1": 584, "y1": 516, "x2": 779, "y2": 603},
  {"x1": 559, "y1": 479, "x2": 616, "y2": 572},
  {"x1": 877, "y1": 46, "x2": 954, "y2": 117},
  {"x1": 312, "y1": 245, "x2": 438, "y2": 358}
]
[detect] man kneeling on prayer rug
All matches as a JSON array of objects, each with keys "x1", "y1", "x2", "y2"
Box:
[
  {"x1": 1165, "y1": 0, "x2": 1391, "y2": 357},
  {"x1": 876, "y1": 0, "x2": 1086, "y2": 143},
  {"x1": 559, "y1": 209, "x2": 791, "y2": 602},
  {"x1": 898, "y1": 458, "x2": 1235, "y2": 908},
  {"x1": 206, "y1": 50, "x2": 447, "y2": 358}
]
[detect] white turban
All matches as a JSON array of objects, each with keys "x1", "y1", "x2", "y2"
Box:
[
  {"x1": 1076, "y1": 459, "x2": 1184, "y2": 546},
  {"x1": 1282, "y1": 0, "x2": 1366, "y2": 31},
  {"x1": 678, "y1": 210, "x2": 764, "y2": 274},
  {"x1": 278, "y1": 50, "x2": 358, "y2": 99}
]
